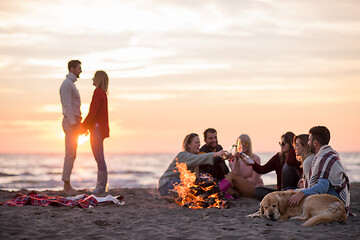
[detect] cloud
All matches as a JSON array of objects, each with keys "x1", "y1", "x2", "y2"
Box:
[
  {"x1": 0, "y1": 0, "x2": 359, "y2": 153},
  {"x1": 108, "y1": 62, "x2": 230, "y2": 78},
  {"x1": 38, "y1": 104, "x2": 61, "y2": 113},
  {"x1": 0, "y1": 119, "x2": 60, "y2": 135},
  {"x1": 113, "y1": 93, "x2": 179, "y2": 101},
  {"x1": 0, "y1": 0, "x2": 359, "y2": 80},
  {"x1": 38, "y1": 104, "x2": 89, "y2": 115}
]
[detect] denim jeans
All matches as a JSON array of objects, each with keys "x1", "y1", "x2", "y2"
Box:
[
  {"x1": 158, "y1": 179, "x2": 181, "y2": 196},
  {"x1": 282, "y1": 162, "x2": 301, "y2": 189},
  {"x1": 254, "y1": 187, "x2": 278, "y2": 201},
  {"x1": 90, "y1": 124, "x2": 107, "y2": 172}
]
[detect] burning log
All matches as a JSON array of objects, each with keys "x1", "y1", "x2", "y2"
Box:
[
  {"x1": 194, "y1": 177, "x2": 216, "y2": 187},
  {"x1": 190, "y1": 185, "x2": 220, "y2": 198},
  {"x1": 180, "y1": 201, "x2": 209, "y2": 209},
  {"x1": 173, "y1": 162, "x2": 229, "y2": 209}
]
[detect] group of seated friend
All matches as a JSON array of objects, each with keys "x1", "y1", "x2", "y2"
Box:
[{"x1": 158, "y1": 126, "x2": 350, "y2": 213}]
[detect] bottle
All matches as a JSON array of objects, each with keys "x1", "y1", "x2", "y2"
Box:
[
  {"x1": 228, "y1": 144, "x2": 237, "y2": 156},
  {"x1": 240, "y1": 152, "x2": 254, "y2": 164},
  {"x1": 236, "y1": 138, "x2": 254, "y2": 164},
  {"x1": 223, "y1": 144, "x2": 237, "y2": 162}
]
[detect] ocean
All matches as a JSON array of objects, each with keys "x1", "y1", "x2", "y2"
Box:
[{"x1": 0, "y1": 152, "x2": 359, "y2": 191}]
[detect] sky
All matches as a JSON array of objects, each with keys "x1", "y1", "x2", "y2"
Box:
[{"x1": 0, "y1": 0, "x2": 359, "y2": 154}]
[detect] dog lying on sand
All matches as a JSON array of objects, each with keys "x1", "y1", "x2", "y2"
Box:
[{"x1": 256, "y1": 190, "x2": 347, "y2": 227}]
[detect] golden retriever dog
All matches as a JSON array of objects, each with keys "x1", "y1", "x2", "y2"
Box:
[{"x1": 259, "y1": 190, "x2": 347, "y2": 227}]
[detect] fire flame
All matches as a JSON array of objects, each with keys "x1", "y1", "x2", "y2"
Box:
[{"x1": 173, "y1": 162, "x2": 225, "y2": 209}]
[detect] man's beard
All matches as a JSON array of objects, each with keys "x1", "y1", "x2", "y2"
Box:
[
  {"x1": 309, "y1": 142, "x2": 315, "y2": 153},
  {"x1": 208, "y1": 143, "x2": 217, "y2": 151}
]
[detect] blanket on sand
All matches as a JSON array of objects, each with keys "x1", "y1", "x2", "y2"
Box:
[{"x1": 0, "y1": 192, "x2": 124, "y2": 208}]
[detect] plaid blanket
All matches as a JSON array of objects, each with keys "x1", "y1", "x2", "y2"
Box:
[
  {"x1": 0, "y1": 192, "x2": 124, "y2": 208},
  {"x1": 309, "y1": 145, "x2": 350, "y2": 208}
]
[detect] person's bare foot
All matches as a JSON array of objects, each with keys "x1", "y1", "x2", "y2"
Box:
[
  {"x1": 63, "y1": 181, "x2": 78, "y2": 195},
  {"x1": 63, "y1": 187, "x2": 78, "y2": 195}
]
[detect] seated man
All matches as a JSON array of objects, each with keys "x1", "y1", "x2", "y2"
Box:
[
  {"x1": 288, "y1": 126, "x2": 350, "y2": 212},
  {"x1": 199, "y1": 128, "x2": 229, "y2": 182}
]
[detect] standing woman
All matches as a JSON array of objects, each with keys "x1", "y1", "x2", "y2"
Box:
[{"x1": 81, "y1": 70, "x2": 110, "y2": 194}]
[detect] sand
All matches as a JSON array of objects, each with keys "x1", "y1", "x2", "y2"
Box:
[{"x1": 0, "y1": 183, "x2": 359, "y2": 240}]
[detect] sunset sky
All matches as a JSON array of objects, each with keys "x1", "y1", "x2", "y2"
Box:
[{"x1": 0, "y1": 0, "x2": 359, "y2": 154}]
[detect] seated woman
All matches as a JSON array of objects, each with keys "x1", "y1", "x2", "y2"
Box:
[
  {"x1": 293, "y1": 134, "x2": 314, "y2": 189},
  {"x1": 252, "y1": 131, "x2": 301, "y2": 190},
  {"x1": 221, "y1": 134, "x2": 264, "y2": 198},
  {"x1": 158, "y1": 133, "x2": 225, "y2": 197},
  {"x1": 221, "y1": 132, "x2": 301, "y2": 200}
]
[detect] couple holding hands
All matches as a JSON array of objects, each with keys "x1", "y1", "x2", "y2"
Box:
[{"x1": 60, "y1": 60, "x2": 109, "y2": 195}]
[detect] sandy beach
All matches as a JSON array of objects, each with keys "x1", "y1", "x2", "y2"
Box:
[{"x1": 0, "y1": 183, "x2": 359, "y2": 240}]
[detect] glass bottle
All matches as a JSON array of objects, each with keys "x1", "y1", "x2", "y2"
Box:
[{"x1": 236, "y1": 138, "x2": 254, "y2": 164}]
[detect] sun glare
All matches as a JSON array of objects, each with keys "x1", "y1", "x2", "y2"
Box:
[{"x1": 78, "y1": 134, "x2": 90, "y2": 145}]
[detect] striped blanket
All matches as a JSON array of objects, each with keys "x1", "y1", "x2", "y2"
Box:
[
  {"x1": 0, "y1": 191, "x2": 124, "y2": 208},
  {"x1": 309, "y1": 145, "x2": 350, "y2": 208}
]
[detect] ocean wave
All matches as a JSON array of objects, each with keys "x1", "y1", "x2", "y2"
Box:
[
  {"x1": 108, "y1": 170, "x2": 155, "y2": 176},
  {"x1": 19, "y1": 172, "x2": 34, "y2": 176},
  {"x1": 46, "y1": 171, "x2": 62, "y2": 175},
  {"x1": 0, "y1": 172, "x2": 17, "y2": 177}
]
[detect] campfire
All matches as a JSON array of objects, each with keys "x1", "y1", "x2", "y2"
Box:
[{"x1": 173, "y1": 162, "x2": 229, "y2": 209}]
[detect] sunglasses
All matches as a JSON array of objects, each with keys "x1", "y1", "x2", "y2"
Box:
[{"x1": 279, "y1": 141, "x2": 287, "y2": 147}]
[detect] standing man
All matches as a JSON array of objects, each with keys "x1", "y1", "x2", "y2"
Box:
[
  {"x1": 288, "y1": 126, "x2": 350, "y2": 211},
  {"x1": 60, "y1": 60, "x2": 82, "y2": 194},
  {"x1": 199, "y1": 128, "x2": 229, "y2": 182}
]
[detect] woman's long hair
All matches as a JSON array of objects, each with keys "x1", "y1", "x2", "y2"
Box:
[
  {"x1": 294, "y1": 134, "x2": 313, "y2": 167},
  {"x1": 94, "y1": 70, "x2": 109, "y2": 93},
  {"x1": 239, "y1": 134, "x2": 253, "y2": 157},
  {"x1": 279, "y1": 131, "x2": 295, "y2": 164},
  {"x1": 183, "y1": 133, "x2": 198, "y2": 152}
]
